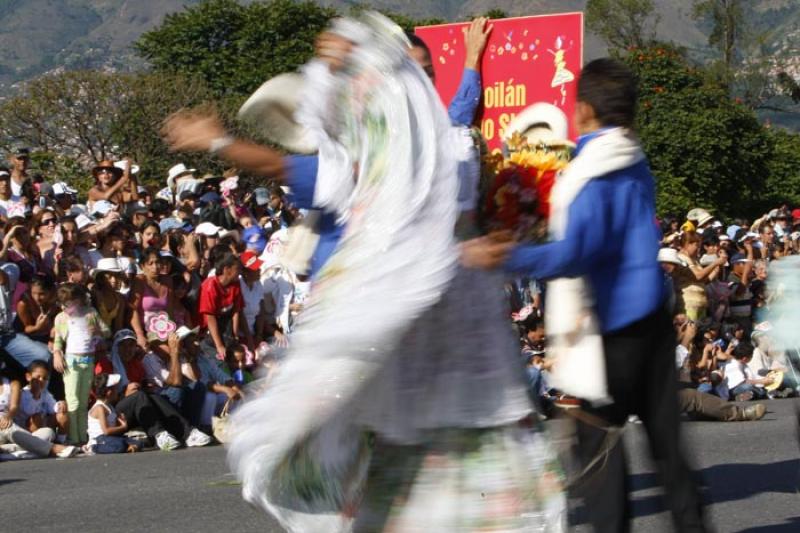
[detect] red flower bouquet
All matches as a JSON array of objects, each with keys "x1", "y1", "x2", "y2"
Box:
[{"x1": 482, "y1": 132, "x2": 570, "y2": 242}]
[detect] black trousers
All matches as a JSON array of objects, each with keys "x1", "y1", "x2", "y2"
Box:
[
  {"x1": 571, "y1": 309, "x2": 707, "y2": 533},
  {"x1": 116, "y1": 390, "x2": 193, "y2": 442}
]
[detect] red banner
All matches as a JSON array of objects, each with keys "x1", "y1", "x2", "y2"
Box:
[{"x1": 415, "y1": 13, "x2": 584, "y2": 152}]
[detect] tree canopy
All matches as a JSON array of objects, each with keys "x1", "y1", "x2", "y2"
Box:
[{"x1": 135, "y1": 0, "x2": 338, "y2": 98}]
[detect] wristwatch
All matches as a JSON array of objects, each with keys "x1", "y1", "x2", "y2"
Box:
[{"x1": 209, "y1": 136, "x2": 234, "y2": 155}]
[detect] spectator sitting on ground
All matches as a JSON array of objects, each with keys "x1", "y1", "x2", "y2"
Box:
[
  {"x1": 750, "y1": 323, "x2": 796, "y2": 398},
  {"x1": 179, "y1": 326, "x2": 241, "y2": 432},
  {"x1": 99, "y1": 329, "x2": 211, "y2": 450},
  {"x1": 723, "y1": 342, "x2": 773, "y2": 401},
  {"x1": 86, "y1": 373, "x2": 143, "y2": 454},
  {"x1": 14, "y1": 360, "x2": 69, "y2": 439},
  {"x1": 226, "y1": 343, "x2": 254, "y2": 387},
  {"x1": 1, "y1": 363, "x2": 77, "y2": 459}
]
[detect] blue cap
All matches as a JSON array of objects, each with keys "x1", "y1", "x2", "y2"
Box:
[
  {"x1": 242, "y1": 226, "x2": 268, "y2": 254},
  {"x1": 198, "y1": 191, "x2": 221, "y2": 205},
  {"x1": 159, "y1": 217, "x2": 184, "y2": 233}
]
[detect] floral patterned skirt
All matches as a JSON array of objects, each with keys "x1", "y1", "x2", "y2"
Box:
[
  {"x1": 267, "y1": 420, "x2": 566, "y2": 532},
  {"x1": 353, "y1": 423, "x2": 566, "y2": 532}
]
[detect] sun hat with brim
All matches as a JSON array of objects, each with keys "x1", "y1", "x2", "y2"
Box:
[
  {"x1": 696, "y1": 211, "x2": 714, "y2": 227},
  {"x1": 92, "y1": 160, "x2": 123, "y2": 179},
  {"x1": 92, "y1": 257, "x2": 124, "y2": 277},
  {"x1": 166, "y1": 163, "x2": 196, "y2": 190},
  {"x1": 503, "y1": 103, "x2": 576, "y2": 148},
  {"x1": 238, "y1": 73, "x2": 318, "y2": 155},
  {"x1": 657, "y1": 248, "x2": 686, "y2": 266}
]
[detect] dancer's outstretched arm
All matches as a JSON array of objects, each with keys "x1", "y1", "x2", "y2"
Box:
[{"x1": 162, "y1": 111, "x2": 287, "y2": 180}]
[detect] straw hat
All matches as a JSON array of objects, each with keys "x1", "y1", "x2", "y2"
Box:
[
  {"x1": 504, "y1": 103, "x2": 575, "y2": 148},
  {"x1": 238, "y1": 73, "x2": 318, "y2": 155}
]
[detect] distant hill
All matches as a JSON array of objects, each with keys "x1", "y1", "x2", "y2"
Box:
[{"x1": 1, "y1": 1, "x2": 798, "y2": 118}]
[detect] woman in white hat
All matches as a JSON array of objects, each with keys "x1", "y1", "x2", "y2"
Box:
[{"x1": 91, "y1": 258, "x2": 127, "y2": 331}]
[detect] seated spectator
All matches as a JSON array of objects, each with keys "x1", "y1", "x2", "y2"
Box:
[
  {"x1": 226, "y1": 343, "x2": 254, "y2": 387},
  {"x1": 0, "y1": 364, "x2": 77, "y2": 459},
  {"x1": 14, "y1": 360, "x2": 69, "y2": 438},
  {"x1": 179, "y1": 326, "x2": 241, "y2": 430},
  {"x1": 86, "y1": 373, "x2": 143, "y2": 454},
  {"x1": 723, "y1": 342, "x2": 773, "y2": 401},
  {"x1": 750, "y1": 323, "x2": 796, "y2": 397},
  {"x1": 99, "y1": 330, "x2": 210, "y2": 450},
  {"x1": 141, "y1": 331, "x2": 208, "y2": 440}
]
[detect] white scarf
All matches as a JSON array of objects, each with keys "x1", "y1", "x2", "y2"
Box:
[{"x1": 546, "y1": 127, "x2": 644, "y2": 403}]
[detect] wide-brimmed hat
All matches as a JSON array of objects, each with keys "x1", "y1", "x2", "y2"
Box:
[
  {"x1": 238, "y1": 73, "x2": 318, "y2": 155},
  {"x1": 92, "y1": 257, "x2": 124, "y2": 277},
  {"x1": 504, "y1": 103, "x2": 575, "y2": 148},
  {"x1": 166, "y1": 163, "x2": 196, "y2": 190},
  {"x1": 92, "y1": 160, "x2": 123, "y2": 179},
  {"x1": 687, "y1": 208, "x2": 713, "y2": 227},
  {"x1": 657, "y1": 247, "x2": 686, "y2": 266}
]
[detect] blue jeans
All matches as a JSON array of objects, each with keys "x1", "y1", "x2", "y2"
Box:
[
  {"x1": 730, "y1": 382, "x2": 765, "y2": 400},
  {"x1": 1, "y1": 332, "x2": 51, "y2": 368},
  {"x1": 94, "y1": 435, "x2": 143, "y2": 454}
]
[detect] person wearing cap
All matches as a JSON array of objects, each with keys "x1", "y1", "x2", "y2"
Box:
[
  {"x1": 87, "y1": 158, "x2": 138, "y2": 209},
  {"x1": 749, "y1": 324, "x2": 796, "y2": 397},
  {"x1": 658, "y1": 247, "x2": 686, "y2": 316},
  {"x1": 728, "y1": 249, "x2": 755, "y2": 329},
  {"x1": 8, "y1": 147, "x2": 35, "y2": 205},
  {"x1": 673, "y1": 231, "x2": 727, "y2": 320},
  {"x1": 239, "y1": 250, "x2": 266, "y2": 339},
  {"x1": 178, "y1": 325, "x2": 241, "y2": 429}
]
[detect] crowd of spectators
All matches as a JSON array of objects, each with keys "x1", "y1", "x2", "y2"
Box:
[
  {"x1": 512, "y1": 205, "x2": 800, "y2": 422},
  {"x1": 0, "y1": 148, "x2": 297, "y2": 459}
]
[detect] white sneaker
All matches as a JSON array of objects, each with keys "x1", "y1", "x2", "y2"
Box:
[
  {"x1": 55, "y1": 445, "x2": 78, "y2": 459},
  {"x1": 185, "y1": 428, "x2": 212, "y2": 447},
  {"x1": 155, "y1": 431, "x2": 181, "y2": 451}
]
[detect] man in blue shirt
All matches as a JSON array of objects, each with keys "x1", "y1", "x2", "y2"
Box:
[{"x1": 463, "y1": 59, "x2": 707, "y2": 533}]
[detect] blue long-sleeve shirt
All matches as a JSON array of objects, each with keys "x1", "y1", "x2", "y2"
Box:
[
  {"x1": 504, "y1": 134, "x2": 665, "y2": 333},
  {"x1": 284, "y1": 68, "x2": 482, "y2": 277},
  {"x1": 448, "y1": 68, "x2": 481, "y2": 126}
]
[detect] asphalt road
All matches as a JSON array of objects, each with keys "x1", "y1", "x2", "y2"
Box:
[{"x1": 2, "y1": 398, "x2": 798, "y2": 533}]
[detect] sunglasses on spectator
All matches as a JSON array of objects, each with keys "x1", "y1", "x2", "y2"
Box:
[{"x1": 39, "y1": 218, "x2": 56, "y2": 227}]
